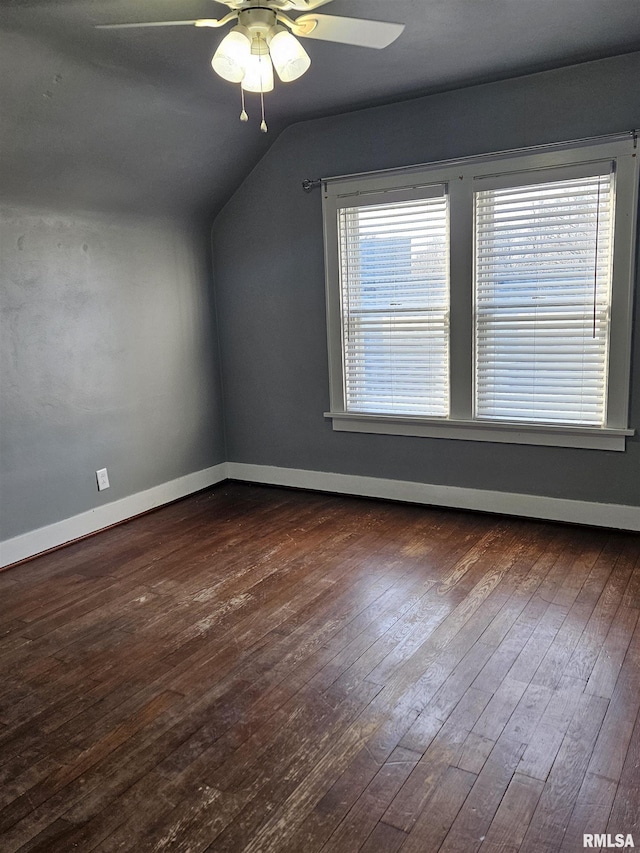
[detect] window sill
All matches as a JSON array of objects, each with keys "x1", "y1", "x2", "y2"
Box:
[{"x1": 325, "y1": 412, "x2": 633, "y2": 451}]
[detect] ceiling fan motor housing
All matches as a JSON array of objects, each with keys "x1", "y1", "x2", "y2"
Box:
[
  {"x1": 238, "y1": 7, "x2": 279, "y2": 36},
  {"x1": 222, "y1": 0, "x2": 327, "y2": 9}
]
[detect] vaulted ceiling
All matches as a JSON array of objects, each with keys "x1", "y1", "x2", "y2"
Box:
[{"x1": 2, "y1": 0, "x2": 639, "y2": 216}]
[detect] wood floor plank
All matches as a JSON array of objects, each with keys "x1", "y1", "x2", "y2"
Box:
[
  {"x1": 518, "y1": 691, "x2": 610, "y2": 853},
  {"x1": 224, "y1": 707, "x2": 392, "y2": 853},
  {"x1": 396, "y1": 765, "x2": 476, "y2": 853},
  {"x1": 504, "y1": 601, "x2": 569, "y2": 686},
  {"x1": 47, "y1": 769, "x2": 179, "y2": 853},
  {"x1": 471, "y1": 678, "x2": 528, "y2": 742},
  {"x1": 383, "y1": 686, "x2": 492, "y2": 832},
  {"x1": 584, "y1": 604, "x2": 639, "y2": 699},
  {"x1": 559, "y1": 771, "x2": 618, "y2": 852},
  {"x1": 457, "y1": 732, "x2": 496, "y2": 775},
  {"x1": 10, "y1": 817, "x2": 75, "y2": 853},
  {"x1": 318, "y1": 746, "x2": 421, "y2": 853},
  {"x1": 606, "y1": 781, "x2": 640, "y2": 844},
  {"x1": 437, "y1": 737, "x2": 526, "y2": 853},
  {"x1": 477, "y1": 772, "x2": 544, "y2": 853},
  {"x1": 566, "y1": 543, "x2": 639, "y2": 682},
  {"x1": 268, "y1": 727, "x2": 417, "y2": 853},
  {"x1": 165, "y1": 682, "x2": 383, "y2": 853},
  {"x1": 360, "y1": 821, "x2": 408, "y2": 853},
  {"x1": 516, "y1": 674, "x2": 586, "y2": 780},
  {"x1": 0, "y1": 689, "x2": 180, "y2": 819},
  {"x1": 474, "y1": 527, "x2": 577, "y2": 654},
  {"x1": 0, "y1": 484, "x2": 637, "y2": 853},
  {"x1": 585, "y1": 617, "x2": 640, "y2": 782}
]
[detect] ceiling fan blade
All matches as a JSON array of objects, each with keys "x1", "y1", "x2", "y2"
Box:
[
  {"x1": 95, "y1": 20, "x2": 202, "y2": 29},
  {"x1": 281, "y1": 0, "x2": 334, "y2": 10},
  {"x1": 292, "y1": 14, "x2": 404, "y2": 49}
]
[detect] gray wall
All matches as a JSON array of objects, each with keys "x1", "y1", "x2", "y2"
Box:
[
  {"x1": 1, "y1": 207, "x2": 225, "y2": 541},
  {"x1": 0, "y1": 24, "x2": 227, "y2": 545},
  {"x1": 3, "y1": 48, "x2": 639, "y2": 550},
  {"x1": 212, "y1": 52, "x2": 640, "y2": 508}
]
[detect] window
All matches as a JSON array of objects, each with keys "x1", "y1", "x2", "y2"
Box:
[
  {"x1": 339, "y1": 188, "x2": 449, "y2": 416},
  {"x1": 323, "y1": 134, "x2": 638, "y2": 450},
  {"x1": 474, "y1": 172, "x2": 613, "y2": 426}
]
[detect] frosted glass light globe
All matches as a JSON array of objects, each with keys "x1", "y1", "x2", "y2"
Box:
[
  {"x1": 211, "y1": 28, "x2": 251, "y2": 83},
  {"x1": 241, "y1": 51, "x2": 275, "y2": 93},
  {"x1": 269, "y1": 29, "x2": 311, "y2": 82}
]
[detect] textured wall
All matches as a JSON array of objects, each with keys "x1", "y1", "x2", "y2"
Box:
[
  {"x1": 0, "y1": 23, "x2": 228, "y2": 546},
  {"x1": 0, "y1": 208, "x2": 225, "y2": 540},
  {"x1": 212, "y1": 52, "x2": 640, "y2": 508}
]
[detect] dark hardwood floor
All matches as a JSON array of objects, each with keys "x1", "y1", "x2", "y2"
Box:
[{"x1": 1, "y1": 482, "x2": 639, "y2": 852}]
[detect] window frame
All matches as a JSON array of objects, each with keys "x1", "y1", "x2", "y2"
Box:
[{"x1": 322, "y1": 134, "x2": 638, "y2": 451}]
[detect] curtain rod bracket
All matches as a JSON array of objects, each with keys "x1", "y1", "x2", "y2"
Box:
[{"x1": 302, "y1": 178, "x2": 322, "y2": 193}]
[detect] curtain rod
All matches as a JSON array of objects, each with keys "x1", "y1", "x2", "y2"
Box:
[{"x1": 301, "y1": 129, "x2": 637, "y2": 192}]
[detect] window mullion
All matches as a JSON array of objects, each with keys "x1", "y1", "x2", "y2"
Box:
[{"x1": 448, "y1": 178, "x2": 474, "y2": 421}]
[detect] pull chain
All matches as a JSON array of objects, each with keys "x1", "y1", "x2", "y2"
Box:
[
  {"x1": 238, "y1": 36, "x2": 268, "y2": 132},
  {"x1": 259, "y1": 45, "x2": 268, "y2": 133},
  {"x1": 260, "y1": 90, "x2": 267, "y2": 133},
  {"x1": 239, "y1": 87, "x2": 248, "y2": 122}
]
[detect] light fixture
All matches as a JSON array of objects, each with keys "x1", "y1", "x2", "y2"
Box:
[
  {"x1": 209, "y1": 7, "x2": 311, "y2": 133},
  {"x1": 268, "y1": 26, "x2": 311, "y2": 83},
  {"x1": 241, "y1": 37, "x2": 275, "y2": 93},
  {"x1": 211, "y1": 26, "x2": 251, "y2": 83},
  {"x1": 98, "y1": 4, "x2": 406, "y2": 134}
]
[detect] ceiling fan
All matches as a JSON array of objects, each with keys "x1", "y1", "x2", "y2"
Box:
[{"x1": 96, "y1": 0, "x2": 405, "y2": 131}]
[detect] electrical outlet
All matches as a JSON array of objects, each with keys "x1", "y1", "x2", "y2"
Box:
[{"x1": 96, "y1": 468, "x2": 110, "y2": 491}]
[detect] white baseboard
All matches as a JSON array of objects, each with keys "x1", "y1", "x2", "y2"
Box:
[
  {"x1": 226, "y1": 462, "x2": 640, "y2": 532},
  {"x1": 0, "y1": 463, "x2": 229, "y2": 569},
  {"x1": 3, "y1": 461, "x2": 637, "y2": 569}
]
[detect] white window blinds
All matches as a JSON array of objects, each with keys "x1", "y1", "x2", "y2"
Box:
[
  {"x1": 338, "y1": 192, "x2": 449, "y2": 416},
  {"x1": 474, "y1": 172, "x2": 614, "y2": 426}
]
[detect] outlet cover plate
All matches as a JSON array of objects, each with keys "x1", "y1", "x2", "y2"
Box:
[{"x1": 96, "y1": 468, "x2": 110, "y2": 491}]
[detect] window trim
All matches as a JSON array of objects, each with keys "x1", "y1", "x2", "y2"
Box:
[{"x1": 322, "y1": 133, "x2": 638, "y2": 451}]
